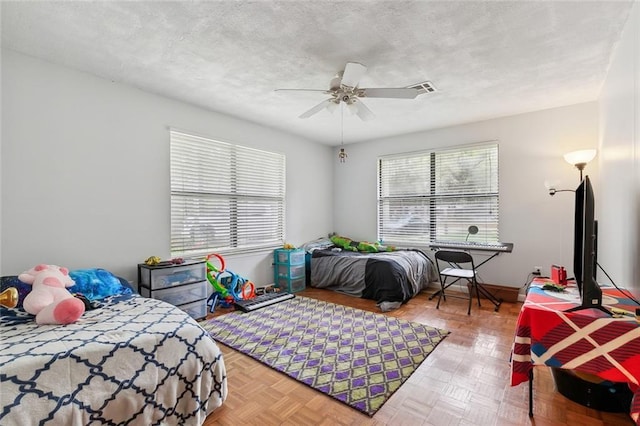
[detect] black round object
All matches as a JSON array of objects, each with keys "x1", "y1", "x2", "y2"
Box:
[{"x1": 551, "y1": 368, "x2": 632, "y2": 413}]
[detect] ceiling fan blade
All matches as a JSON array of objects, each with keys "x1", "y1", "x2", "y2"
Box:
[
  {"x1": 275, "y1": 88, "x2": 329, "y2": 93},
  {"x1": 340, "y1": 62, "x2": 367, "y2": 88},
  {"x1": 360, "y1": 87, "x2": 419, "y2": 99},
  {"x1": 329, "y1": 72, "x2": 343, "y2": 91},
  {"x1": 299, "y1": 98, "x2": 334, "y2": 119},
  {"x1": 353, "y1": 99, "x2": 375, "y2": 121}
]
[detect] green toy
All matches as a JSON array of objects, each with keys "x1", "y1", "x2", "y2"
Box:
[{"x1": 330, "y1": 235, "x2": 394, "y2": 253}]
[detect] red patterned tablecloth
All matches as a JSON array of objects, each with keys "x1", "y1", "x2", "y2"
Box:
[{"x1": 511, "y1": 278, "x2": 640, "y2": 424}]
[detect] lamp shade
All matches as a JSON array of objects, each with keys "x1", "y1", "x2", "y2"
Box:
[{"x1": 563, "y1": 149, "x2": 596, "y2": 166}]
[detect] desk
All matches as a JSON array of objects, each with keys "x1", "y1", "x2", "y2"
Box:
[{"x1": 511, "y1": 278, "x2": 640, "y2": 424}]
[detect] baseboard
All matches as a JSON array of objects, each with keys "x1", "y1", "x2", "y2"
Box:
[
  {"x1": 426, "y1": 281, "x2": 523, "y2": 303},
  {"x1": 467, "y1": 283, "x2": 521, "y2": 303}
]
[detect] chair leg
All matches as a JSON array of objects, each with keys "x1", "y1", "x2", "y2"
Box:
[
  {"x1": 467, "y1": 281, "x2": 482, "y2": 315},
  {"x1": 436, "y1": 278, "x2": 446, "y2": 309}
]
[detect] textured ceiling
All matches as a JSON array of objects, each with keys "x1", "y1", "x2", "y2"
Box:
[{"x1": 1, "y1": 1, "x2": 634, "y2": 145}]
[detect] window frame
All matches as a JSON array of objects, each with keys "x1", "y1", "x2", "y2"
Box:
[
  {"x1": 377, "y1": 141, "x2": 499, "y2": 246},
  {"x1": 170, "y1": 129, "x2": 286, "y2": 258}
]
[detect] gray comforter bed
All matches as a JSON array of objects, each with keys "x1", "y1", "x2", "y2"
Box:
[{"x1": 310, "y1": 249, "x2": 437, "y2": 310}]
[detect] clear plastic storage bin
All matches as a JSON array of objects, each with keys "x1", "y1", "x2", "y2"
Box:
[
  {"x1": 178, "y1": 300, "x2": 208, "y2": 320},
  {"x1": 274, "y1": 249, "x2": 305, "y2": 265},
  {"x1": 277, "y1": 264, "x2": 305, "y2": 279},
  {"x1": 140, "y1": 280, "x2": 208, "y2": 306},
  {"x1": 139, "y1": 261, "x2": 206, "y2": 290},
  {"x1": 276, "y1": 276, "x2": 305, "y2": 293}
]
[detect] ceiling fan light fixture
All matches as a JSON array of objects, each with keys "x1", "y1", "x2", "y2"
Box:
[
  {"x1": 326, "y1": 101, "x2": 339, "y2": 114},
  {"x1": 338, "y1": 148, "x2": 348, "y2": 163}
]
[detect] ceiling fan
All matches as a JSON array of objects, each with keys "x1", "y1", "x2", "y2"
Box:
[{"x1": 275, "y1": 62, "x2": 420, "y2": 121}]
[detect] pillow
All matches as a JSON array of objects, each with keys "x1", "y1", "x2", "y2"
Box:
[
  {"x1": 68, "y1": 268, "x2": 133, "y2": 301},
  {"x1": 300, "y1": 237, "x2": 335, "y2": 253}
]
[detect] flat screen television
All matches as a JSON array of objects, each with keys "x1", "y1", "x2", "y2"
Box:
[{"x1": 567, "y1": 175, "x2": 610, "y2": 315}]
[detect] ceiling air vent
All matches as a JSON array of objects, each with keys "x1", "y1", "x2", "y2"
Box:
[{"x1": 407, "y1": 81, "x2": 437, "y2": 95}]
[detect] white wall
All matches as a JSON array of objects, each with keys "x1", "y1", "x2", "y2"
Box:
[
  {"x1": 4, "y1": 23, "x2": 636, "y2": 297},
  {"x1": 1, "y1": 49, "x2": 334, "y2": 284},
  {"x1": 333, "y1": 102, "x2": 600, "y2": 290},
  {"x1": 598, "y1": 0, "x2": 639, "y2": 296}
]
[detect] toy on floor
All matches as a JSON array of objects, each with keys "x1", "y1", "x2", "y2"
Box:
[
  {"x1": 205, "y1": 253, "x2": 256, "y2": 312},
  {"x1": 205, "y1": 253, "x2": 227, "y2": 293},
  {"x1": 19, "y1": 264, "x2": 85, "y2": 325}
]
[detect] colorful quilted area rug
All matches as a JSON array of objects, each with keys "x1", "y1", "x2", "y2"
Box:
[{"x1": 200, "y1": 296, "x2": 449, "y2": 416}]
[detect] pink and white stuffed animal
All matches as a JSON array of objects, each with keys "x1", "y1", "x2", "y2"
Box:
[{"x1": 19, "y1": 264, "x2": 85, "y2": 325}]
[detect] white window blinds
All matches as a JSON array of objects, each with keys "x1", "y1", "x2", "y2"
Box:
[
  {"x1": 378, "y1": 142, "x2": 499, "y2": 245},
  {"x1": 170, "y1": 130, "x2": 285, "y2": 256}
]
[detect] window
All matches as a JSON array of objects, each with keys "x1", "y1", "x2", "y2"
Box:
[
  {"x1": 170, "y1": 130, "x2": 285, "y2": 257},
  {"x1": 378, "y1": 142, "x2": 499, "y2": 245}
]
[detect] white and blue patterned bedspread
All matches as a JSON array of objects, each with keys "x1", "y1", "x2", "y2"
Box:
[{"x1": 0, "y1": 294, "x2": 227, "y2": 425}]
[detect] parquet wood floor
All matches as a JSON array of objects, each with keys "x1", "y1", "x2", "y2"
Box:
[{"x1": 203, "y1": 287, "x2": 634, "y2": 425}]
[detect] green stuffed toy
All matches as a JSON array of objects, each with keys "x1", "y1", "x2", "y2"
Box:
[{"x1": 330, "y1": 235, "x2": 394, "y2": 253}]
